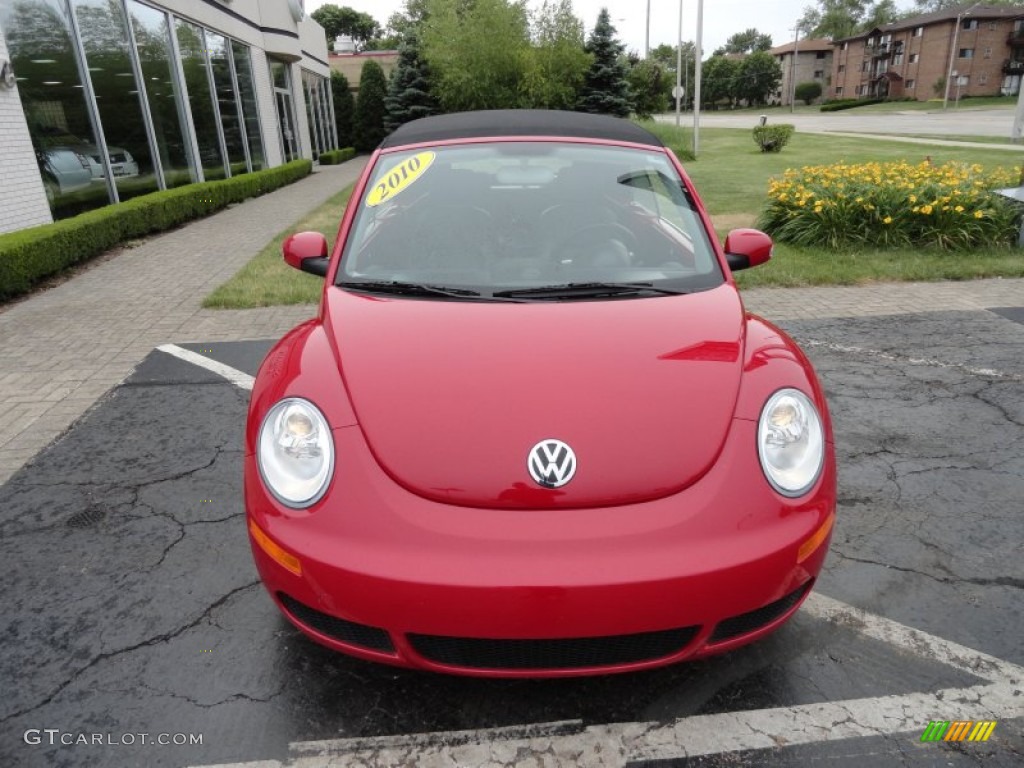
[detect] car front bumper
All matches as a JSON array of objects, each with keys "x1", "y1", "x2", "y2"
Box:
[{"x1": 245, "y1": 418, "x2": 836, "y2": 677}]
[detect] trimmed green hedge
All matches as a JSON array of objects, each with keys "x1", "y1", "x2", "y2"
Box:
[
  {"x1": 0, "y1": 159, "x2": 312, "y2": 301},
  {"x1": 820, "y1": 98, "x2": 884, "y2": 112},
  {"x1": 318, "y1": 147, "x2": 356, "y2": 165}
]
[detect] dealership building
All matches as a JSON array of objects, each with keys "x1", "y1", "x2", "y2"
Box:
[{"x1": 0, "y1": 0, "x2": 337, "y2": 235}]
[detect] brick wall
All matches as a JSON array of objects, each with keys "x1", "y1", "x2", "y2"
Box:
[
  {"x1": 775, "y1": 48, "x2": 833, "y2": 105},
  {"x1": 0, "y1": 24, "x2": 53, "y2": 235},
  {"x1": 831, "y1": 16, "x2": 1024, "y2": 102}
]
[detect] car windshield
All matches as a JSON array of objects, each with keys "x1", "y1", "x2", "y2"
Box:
[{"x1": 338, "y1": 142, "x2": 723, "y2": 299}]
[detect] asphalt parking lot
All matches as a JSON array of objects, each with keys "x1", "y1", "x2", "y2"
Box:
[{"x1": 1, "y1": 306, "x2": 1022, "y2": 768}]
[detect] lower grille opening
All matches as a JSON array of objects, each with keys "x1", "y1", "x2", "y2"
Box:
[
  {"x1": 709, "y1": 581, "x2": 813, "y2": 643},
  {"x1": 408, "y1": 626, "x2": 699, "y2": 670},
  {"x1": 277, "y1": 592, "x2": 395, "y2": 653}
]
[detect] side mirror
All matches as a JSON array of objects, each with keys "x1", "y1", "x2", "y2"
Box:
[
  {"x1": 723, "y1": 228, "x2": 773, "y2": 272},
  {"x1": 283, "y1": 231, "x2": 329, "y2": 277}
]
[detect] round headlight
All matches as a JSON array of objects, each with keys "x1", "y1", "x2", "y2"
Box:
[
  {"x1": 757, "y1": 388, "x2": 824, "y2": 497},
  {"x1": 257, "y1": 398, "x2": 334, "y2": 508}
]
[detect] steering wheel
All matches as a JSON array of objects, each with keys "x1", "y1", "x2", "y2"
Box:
[{"x1": 548, "y1": 223, "x2": 638, "y2": 267}]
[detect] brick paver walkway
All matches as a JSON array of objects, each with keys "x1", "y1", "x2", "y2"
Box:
[
  {"x1": 1, "y1": 156, "x2": 1022, "y2": 484},
  {"x1": 0, "y1": 159, "x2": 367, "y2": 484}
]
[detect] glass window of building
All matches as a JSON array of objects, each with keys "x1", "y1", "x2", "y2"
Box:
[
  {"x1": 269, "y1": 58, "x2": 298, "y2": 162},
  {"x1": 231, "y1": 41, "x2": 264, "y2": 171},
  {"x1": 176, "y1": 19, "x2": 224, "y2": 179},
  {"x1": 205, "y1": 31, "x2": 247, "y2": 174},
  {"x1": 301, "y1": 71, "x2": 319, "y2": 158},
  {"x1": 301, "y1": 69, "x2": 335, "y2": 161},
  {"x1": 319, "y1": 75, "x2": 336, "y2": 150},
  {"x1": 71, "y1": 0, "x2": 157, "y2": 202},
  {"x1": 126, "y1": 0, "x2": 192, "y2": 187},
  {"x1": 0, "y1": 0, "x2": 106, "y2": 218}
]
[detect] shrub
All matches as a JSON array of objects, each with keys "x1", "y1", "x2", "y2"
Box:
[
  {"x1": 318, "y1": 148, "x2": 356, "y2": 165},
  {"x1": 753, "y1": 124, "x2": 795, "y2": 152},
  {"x1": 820, "y1": 97, "x2": 883, "y2": 112},
  {"x1": 758, "y1": 160, "x2": 1019, "y2": 250},
  {"x1": 0, "y1": 160, "x2": 312, "y2": 300},
  {"x1": 794, "y1": 81, "x2": 822, "y2": 105}
]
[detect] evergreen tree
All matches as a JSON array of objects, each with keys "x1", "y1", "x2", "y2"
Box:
[
  {"x1": 576, "y1": 8, "x2": 632, "y2": 117},
  {"x1": 384, "y1": 32, "x2": 437, "y2": 133},
  {"x1": 353, "y1": 60, "x2": 389, "y2": 152},
  {"x1": 331, "y1": 71, "x2": 355, "y2": 148}
]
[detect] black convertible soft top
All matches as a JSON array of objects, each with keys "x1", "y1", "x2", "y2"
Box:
[{"x1": 381, "y1": 110, "x2": 664, "y2": 149}]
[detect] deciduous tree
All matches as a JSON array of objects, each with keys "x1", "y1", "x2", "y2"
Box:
[
  {"x1": 721, "y1": 28, "x2": 772, "y2": 55},
  {"x1": 628, "y1": 59, "x2": 669, "y2": 119},
  {"x1": 522, "y1": 0, "x2": 591, "y2": 110},
  {"x1": 736, "y1": 51, "x2": 783, "y2": 106},
  {"x1": 311, "y1": 4, "x2": 380, "y2": 51},
  {"x1": 701, "y1": 55, "x2": 740, "y2": 108},
  {"x1": 421, "y1": 0, "x2": 531, "y2": 111}
]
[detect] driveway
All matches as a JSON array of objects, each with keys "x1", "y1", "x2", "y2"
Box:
[{"x1": 2, "y1": 297, "x2": 1023, "y2": 767}]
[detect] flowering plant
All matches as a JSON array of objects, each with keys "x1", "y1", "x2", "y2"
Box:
[{"x1": 758, "y1": 160, "x2": 1020, "y2": 249}]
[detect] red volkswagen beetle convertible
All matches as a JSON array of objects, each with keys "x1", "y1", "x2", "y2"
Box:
[{"x1": 245, "y1": 110, "x2": 836, "y2": 677}]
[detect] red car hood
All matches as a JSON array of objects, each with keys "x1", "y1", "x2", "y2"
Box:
[{"x1": 323, "y1": 285, "x2": 745, "y2": 509}]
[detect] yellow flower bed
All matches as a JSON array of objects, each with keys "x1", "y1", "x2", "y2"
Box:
[{"x1": 758, "y1": 160, "x2": 1020, "y2": 249}]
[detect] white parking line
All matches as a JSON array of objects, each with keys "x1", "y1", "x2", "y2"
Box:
[
  {"x1": 157, "y1": 344, "x2": 255, "y2": 390},
  {"x1": 190, "y1": 592, "x2": 1024, "y2": 767}
]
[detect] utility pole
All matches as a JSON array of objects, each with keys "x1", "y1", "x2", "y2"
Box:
[
  {"x1": 646, "y1": 0, "x2": 651, "y2": 58},
  {"x1": 789, "y1": 24, "x2": 801, "y2": 112},
  {"x1": 1013, "y1": 67, "x2": 1024, "y2": 141},
  {"x1": 945, "y1": 4, "x2": 978, "y2": 110},
  {"x1": 675, "y1": 0, "x2": 683, "y2": 126},
  {"x1": 694, "y1": 0, "x2": 703, "y2": 155}
]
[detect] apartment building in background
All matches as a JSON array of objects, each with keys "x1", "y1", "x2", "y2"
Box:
[
  {"x1": 771, "y1": 38, "x2": 834, "y2": 106},
  {"x1": 831, "y1": 3, "x2": 1024, "y2": 102}
]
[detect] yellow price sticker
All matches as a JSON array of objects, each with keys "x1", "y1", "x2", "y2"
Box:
[{"x1": 365, "y1": 151, "x2": 436, "y2": 207}]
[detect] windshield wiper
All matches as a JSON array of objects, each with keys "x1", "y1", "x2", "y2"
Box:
[
  {"x1": 339, "y1": 280, "x2": 483, "y2": 299},
  {"x1": 339, "y1": 280, "x2": 526, "y2": 302},
  {"x1": 492, "y1": 282, "x2": 687, "y2": 300}
]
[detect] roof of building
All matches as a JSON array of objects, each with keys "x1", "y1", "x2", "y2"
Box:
[
  {"x1": 838, "y1": 3, "x2": 1024, "y2": 42},
  {"x1": 381, "y1": 110, "x2": 665, "y2": 149},
  {"x1": 771, "y1": 38, "x2": 834, "y2": 55}
]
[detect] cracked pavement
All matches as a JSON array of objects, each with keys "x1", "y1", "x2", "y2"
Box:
[{"x1": 1, "y1": 307, "x2": 1022, "y2": 767}]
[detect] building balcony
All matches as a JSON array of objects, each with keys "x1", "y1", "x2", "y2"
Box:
[
  {"x1": 1007, "y1": 31, "x2": 1024, "y2": 47},
  {"x1": 1004, "y1": 59, "x2": 1024, "y2": 75},
  {"x1": 866, "y1": 41, "x2": 891, "y2": 57}
]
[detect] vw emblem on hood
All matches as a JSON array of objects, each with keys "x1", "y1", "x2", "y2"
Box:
[{"x1": 527, "y1": 439, "x2": 577, "y2": 489}]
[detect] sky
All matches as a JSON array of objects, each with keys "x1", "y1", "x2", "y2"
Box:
[{"x1": 304, "y1": 0, "x2": 878, "y2": 55}]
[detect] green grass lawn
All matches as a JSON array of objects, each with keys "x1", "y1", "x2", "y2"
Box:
[
  {"x1": 842, "y1": 132, "x2": 1021, "y2": 145},
  {"x1": 202, "y1": 185, "x2": 352, "y2": 308},
  {"x1": 204, "y1": 127, "x2": 1024, "y2": 308},
  {"x1": 677, "y1": 127, "x2": 1023, "y2": 215},
  {"x1": 707, "y1": 96, "x2": 1015, "y2": 115}
]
